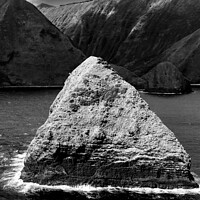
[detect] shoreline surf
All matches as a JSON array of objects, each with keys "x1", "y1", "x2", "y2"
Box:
[{"x1": 1, "y1": 153, "x2": 200, "y2": 197}]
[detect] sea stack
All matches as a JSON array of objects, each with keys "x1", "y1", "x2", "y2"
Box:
[
  {"x1": 0, "y1": 0, "x2": 85, "y2": 86},
  {"x1": 142, "y1": 62, "x2": 191, "y2": 94},
  {"x1": 21, "y1": 57, "x2": 198, "y2": 189}
]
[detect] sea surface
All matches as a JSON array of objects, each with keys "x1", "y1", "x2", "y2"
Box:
[{"x1": 0, "y1": 88, "x2": 200, "y2": 200}]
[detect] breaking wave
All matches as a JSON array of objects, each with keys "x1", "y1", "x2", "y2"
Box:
[{"x1": 1, "y1": 153, "x2": 200, "y2": 200}]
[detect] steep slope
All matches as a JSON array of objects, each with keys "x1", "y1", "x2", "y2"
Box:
[
  {"x1": 38, "y1": 0, "x2": 200, "y2": 83},
  {"x1": 0, "y1": 0, "x2": 85, "y2": 86},
  {"x1": 142, "y1": 62, "x2": 191, "y2": 94},
  {"x1": 37, "y1": 0, "x2": 93, "y2": 36},
  {"x1": 27, "y1": 0, "x2": 83, "y2": 6},
  {"x1": 37, "y1": 3, "x2": 54, "y2": 10},
  {"x1": 21, "y1": 57, "x2": 198, "y2": 189},
  {"x1": 161, "y1": 28, "x2": 200, "y2": 83},
  {"x1": 111, "y1": 64, "x2": 146, "y2": 89}
]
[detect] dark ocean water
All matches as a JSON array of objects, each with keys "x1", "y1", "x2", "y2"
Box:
[
  {"x1": 0, "y1": 88, "x2": 200, "y2": 200},
  {"x1": 140, "y1": 90, "x2": 200, "y2": 177}
]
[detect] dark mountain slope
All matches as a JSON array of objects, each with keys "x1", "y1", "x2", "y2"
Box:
[
  {"x1": 37, "y1": 3, "x2": 54, "y2": 9},
  {"x1": 0, "y1": 0, "x2": 85, "y2": 86},
  {"x1": 142, "y1": 62, "x2": 191, "y2": 94},
  {"x1": 161, "y1": 28, "x2": 200, "y2": 83},
  {"x1": 38, "y1": 0, "x2": 200, "y2": 83}
]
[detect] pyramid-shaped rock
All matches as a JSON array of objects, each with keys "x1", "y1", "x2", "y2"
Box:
[
  {"x1": 0, "y1": 0, "x2": 85, "y2": 86},
  {"x1": 21, "y1": 57, "x2": 198, "y2": 189}
]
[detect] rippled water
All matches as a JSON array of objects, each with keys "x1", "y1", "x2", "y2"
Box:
[
  {"x1": 140, "y1": 89, "x2": 200, "y2": 177},
  {"x1": 0, "y1": 88, "x2": 200, "y2": 200}
]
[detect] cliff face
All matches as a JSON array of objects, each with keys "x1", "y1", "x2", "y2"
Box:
[
  {"x1": 162, "y1": 28, "x2": 200, "y2": 83},
  {"x1": 21, "y1": 57, "x2": 198, "y2": 189},
  {"x1": 38, "y1": 0, "x2": 200, "y2": 83},
  {"x1": 142, "y1": 62, "x2": 191, "y2": 94},
  {"x1": 0, "y1": 0, "x2": 85, "y2": 86}
]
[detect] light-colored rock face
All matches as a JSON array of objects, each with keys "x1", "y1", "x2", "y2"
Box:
[
  {"x1": 0, "y1": 0, "x2": 85, "y2": 86},
  {"x1": 38, "y1": 0, "x2": 200, "y2": 83},
  {"x1": 21, "y1": 56, "x2": 198, "y2": 189},
  {"x1": 142, "y1": 62, "x2": 191, "y2": 94}
]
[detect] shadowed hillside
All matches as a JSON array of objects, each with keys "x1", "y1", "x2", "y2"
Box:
[
  {"x1": 37, "y1": 3, "x2": 54, "y2": 9},
  {"x1": 162, "y1": 28, "x2": 200, "y2": 83},
  {"x1": 27, "y1": 0, "x2": 88, "y2": 6},
  {"x1": 0, "y1": 0, "x2": 85, "y2": 86},
  {"x1": 38, "y1": 0, "x2": 200, "y2": 83}
]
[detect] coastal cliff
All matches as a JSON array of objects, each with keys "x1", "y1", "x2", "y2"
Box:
[
  {"x1": 21, "y1": 57, "x2": 198, "y2": 189},
  {"x1": 142, "y1": 62, "x2": 191, "y2": 94},
  {"x1": 0, "y1": 0, "x2": 85, "y2": 86},
  {"x1": 162, "y1": 28, "x2": 200, "y2": 84},
  {"x1": 38, "y1": 0, "x2": 200, "y2": 84}
]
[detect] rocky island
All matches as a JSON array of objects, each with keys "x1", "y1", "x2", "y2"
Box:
[
  {"x1": 21, "y1": 57, "x2": 198, "y2": 189},
  {"x1": 142, "y1": 62, "x2": 191, "y2": 94},
  {"x1": 0, "y1": 0, "x2": 85, "y2": 86}
]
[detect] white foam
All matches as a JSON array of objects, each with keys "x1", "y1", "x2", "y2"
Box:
[{"x1": 1, "y1": 153, "x2": 200, "y2": 196}]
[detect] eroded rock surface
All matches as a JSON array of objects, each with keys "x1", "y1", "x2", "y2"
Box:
[
  {"x1": 21, "y1": 57, "x2": 198, "y2": 189},
  {"x1": 0, "y1": 0, "x2": 85, "y2": 86},
  {"x1": 38, "y1": 0, "x2": 200, "y2": 83},
  {"x1": 142, "y1": 62, "x2": 191, "y2": 94}
]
